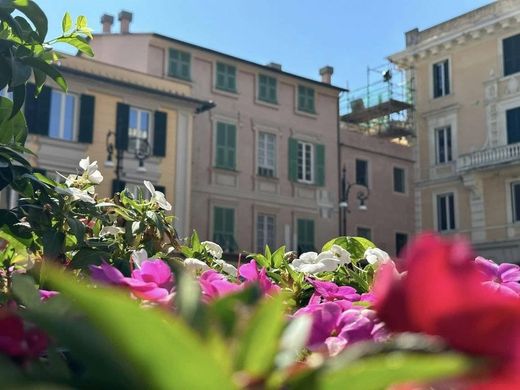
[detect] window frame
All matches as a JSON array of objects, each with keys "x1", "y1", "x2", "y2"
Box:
[
  {"x1": 393, "y1": 166, "x2": 406, "y2": 194},
  {"x1": 296, "y1": 140, "x2": 314, "y2": 184},
  {"x1": 214, "y1": 120, "x2": 237, "y2": 170},
  {"x1": 434, "y1": 125, "x2": 453, "y2": 165},
  {"x1": 511, "y1": 181, "x2": 520, "y2": 223},
  {"x1": 128, "y1": 106, "x2": 153, "y2": 154},
  {"x1": 436, "y1": 192, "x2": 456, "y2": 232},
  {"x1": 395, "y1": 232, "x2": 408, "y2": 256},
  {"x1": 48, "y1": 89, "x2": 79, "y2": 142},
  {"x1": 503, "y1": 33, "x2": 520, "y2": 77},
  {"x1": 432, "y1": 59, "x2": 450, "y2": 99},
  {"x1": 257, "y1": 131, "x2": 277, "y2": 177},
  {"x1": 215, "y1": 62, "x2": 237, "y2": 93},
  {"x1": 355, "y1": 159, "x2": 369, "y2": 187},
  {"x1": 167, "y1": 48, "x2": 191, "y2": 81},
  {"x1": 297, "y1": 85, "x2": 316, "y2": 114},
  {"x1": 356, "y1": 226, "x2": 372, "y2": 241},
  {"x1": 256, "y1": 213, "x2": 276, "y2": 252}
]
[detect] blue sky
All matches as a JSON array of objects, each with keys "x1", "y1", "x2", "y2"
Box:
[{"x1": 38, "y1": 0, "x2": 492, "y2": 90}]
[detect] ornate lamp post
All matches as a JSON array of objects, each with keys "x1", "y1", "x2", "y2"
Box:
[
  {"x1": 339, "y1": 165, "x2": 370, "y2": 236},
  {"x1": 105, "y1": 130, "x2": 151, "y2": 186}
]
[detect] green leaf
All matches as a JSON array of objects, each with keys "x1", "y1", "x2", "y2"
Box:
[
  {"x1": 272, "y1": 246, "x2": 286, "y2": 268},
  {"x1": 67, "y1": 217, "x2": 86, "y2": 244},
  {"x1": 11, "y1": 274, "x2": 40, "y2": 308},
  {"x1": 322, "y1": 236, "x2": 375, "y2": 261},
  {"x1": 235, "y1": 294, "x2": 286, "y2": 376},
  {"x1": 319, "y1": 352, "x2": 470, "y2": 390},
  {"x1": 15, "y1": 0, "x2": 47, "y2": 42},
  {"x1": 0, "y1": 96, "x2": 27, "y2": 144},
  {"x1": 76, "y1": 15, "x2": 87, "y2": 29},
  {"x1": 21, "y1": 56, "x2": 67, "y2": 92},
  {"x1": 71, "y1": 248, "x2": 109, "y2": 270},
  {"x1": 42, "y1": 229, "x2": 65, "y2": 260},
  {"x1": 61, "y1": 11, "x2": 71, "y2": 32},
  {"x1": 46, "y1": 269, "x2": 237, "y2": 390},
  {"x1": 56, "y1": 35, "x2": 93, "y2": 57}
]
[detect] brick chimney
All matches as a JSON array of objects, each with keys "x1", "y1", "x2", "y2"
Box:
[
  {"x1": 319, "y1": 66, "x2": 334, "y2": 84},
  {"x1": 118, "y1": 10, "x2": 133, "y2": 34},
  {"x1": 100, "y1": 14, "x2": 114, "y2": 34}
]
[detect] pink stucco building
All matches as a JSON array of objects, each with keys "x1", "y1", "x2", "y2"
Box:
[{"x1": 89, "y1": 12, "x2": 344, "y2": 254}]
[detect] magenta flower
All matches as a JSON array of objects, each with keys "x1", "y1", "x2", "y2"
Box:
[
  {"x1": 475, "y1": 256, "x2": 520, "y2": 297},
  {"x1": 199, "y1": 270, "x2": 242, "y2": 301},
  {"x1": 239, "y1": 260, "x2": 280, "y2": 295},
  {"x1": 307, "y1": 279, "x2": 360, "y2": 304},
  {"x1": 90, "y1": 260, "x2": 175, "y2": 304},
  {"x1": 39, "y1": 290, "x2": 59, "y2": 301}
]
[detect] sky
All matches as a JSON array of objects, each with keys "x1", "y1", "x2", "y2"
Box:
[{"x1": 37, "y1": 0, "x2": 492, "y2": 91}]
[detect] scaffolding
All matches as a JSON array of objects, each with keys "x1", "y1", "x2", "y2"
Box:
[{"x1": 340, "y1": 63, "x2": 415, "y2": 139}]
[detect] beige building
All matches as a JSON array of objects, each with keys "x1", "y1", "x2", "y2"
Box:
[
  {"x1": 0, "y1": 52, "x2": 213, "y2": 235},
  {"x1": 389, "y1": 0, "x2": 520, "y2": 261},
  {"x1": 89, "y1": 12, "x2": 344, "y2": 254}
]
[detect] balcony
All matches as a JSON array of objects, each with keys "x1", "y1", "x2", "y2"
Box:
[{"x1": 457, "y1": 143, "x2": 520, "y2": 172}]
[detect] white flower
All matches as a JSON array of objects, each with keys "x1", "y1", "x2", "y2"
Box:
[
  {"x1": 65, "y1": 174, "x2": 79, "y2": 187},
  {"x1": 364, "y1": 248, "x2": 390, "y2": 266},
  {"x1": 214, "y1": 259, "x2": 237, "y2": 275},
  {"x1": 201, "y1": 241, "x2": 223, "y2": 259},
  {"x1": 184, "y1": 258, "x2": 210, "y2": 274},
  {"x1": 79, "y1": 157, "x2": 103, "y2": 184},
  {"x1": 55, "y1": 186, "x2": 95, "y2": 203},
  {"x1": 330, "y1": 244, "x2": 351, "y2": 265},
  {"x1": 99, "y1": 225, "x2": 124, "y2": 237},
  {"x1": 290, "y1": 251, "x2": 342, "y2": 274},
  {"x1": 144, "y1": 180, "x2": 172, "y2": 211},
  {"x1": 131, "y1": 249, "x2": 149, "y2": 269}
]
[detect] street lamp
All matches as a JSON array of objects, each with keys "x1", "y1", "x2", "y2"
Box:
[
  {"x1": 339, "y1": 165, "x2": 370, "y2": 236},
  {"x1": 105, "y1": 130, "x2": 151, "y2": 186}
]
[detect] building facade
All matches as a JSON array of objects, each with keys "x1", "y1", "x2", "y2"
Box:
[
  {"x1": 89, "y1": 12, "x2": 344, "y2": 253},
  {"x1": 339, "y1": 123, "x2": 414, "y2": 256},
  {"x1": 0, "y1": 53, "x2": 212, "y2": 236},
  {"x1": 389, "y1": 0, "x2": 520, "y2": 261}
]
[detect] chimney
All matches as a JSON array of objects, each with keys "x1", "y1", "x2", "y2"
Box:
[
  {"x1": 118, "y1": 10, "x2": 133, "y2": 34},
  {"x1": 267, "y1": 62, "x2": 282, "y2": 70},
  {"x1": 100, "y1": 14, "x2": 114, "y2": 34},
  {"x1": 405, "y1": 28, "x2": 419, "y2": 47},
  {"x1": 319, "y1": 66, "x2": 334, "y2": 84}
]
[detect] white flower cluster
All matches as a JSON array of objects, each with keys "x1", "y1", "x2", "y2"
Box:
[
  {"x1": 144, "y1": 181, "x2": 171, "y2": 211},
  {"x1": 183, "y1": 241, "x2": 237, "y2": 276},
  {"x1": 55, "y1": 157, "x2": 103, "y2": 204},
  {"x1": 290, "y1": 245, "x2": 351, "y2": 274}
]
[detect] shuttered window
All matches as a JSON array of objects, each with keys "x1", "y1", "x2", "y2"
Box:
[
  {"x1": 297, "y1": 85, "x2": 315, "y2": 113},
  {"x1": 435, "y1": 126, "x2": 452, "y2": 164},
  {"x1": 213, "y1": 207, "x2": 236, "y2": 253},
  {"x1": 288, "y1": 138, "x2": 325, "y2": 186},
  {"x1": 216, "y1": 62, "x2": 237, "y2": 92},
  {"x1": 168, "y1": 48, "x2": 191, "y2": 80},
  {"x1": 215, "y1": 122, "x2": 236, "y2": 170},
  {"x1": 395, "y1": 233, "x2": 408, "y2": 256},
  {"x1": 393, "y1": 167, "x2": 406, "y2": 193},
  {"x1": 506, "y1": 107, "x2": 520, "y2": 145},
  {"x1": 297, "y1": 219, "x2": 315, "y2": 253},
  {"x1": 503, "y1": 34, "x2": 520, "y2": 76},
  {"x1": 258, "y1": 74, "x2": 277, "y2": 103}
]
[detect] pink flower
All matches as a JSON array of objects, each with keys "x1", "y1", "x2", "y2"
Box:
[
  {"x1": 90, "y1": 260, "x2": 175, "y2": 304},
  {"x1": 199, "y1": 270, "x2": 242, "y2": 301},
  {"x1": 475, "y1": 256, "x2": 520, "y2": 297},
  {"x1": 0, "y1": 310, "x2": 48, "y2": 361},
  {"x1": 239, "y1": 260, "x2": 280, "y2": 295},
  {"x1": 39, "y1": 290, "x2": 59, "y2": 301},
  {"x1": 307, "y1": 278, "x2": 360, "y2": 304}
]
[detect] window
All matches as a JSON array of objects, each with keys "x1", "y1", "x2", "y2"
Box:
[
  {"x1": 436, "y1": 192, "x2": 456, "y2": 232},
  {"x1": 213, "y1": 207, "x2": 236, "y2": 253},
  {"x1": 168, "y1": 48, "x2": 191, "y2": 80},
  {"x1": 357, "y1": 227, "x2": 372, "y2": 241},
  {"x1": 503, "y1": 34, "x2": 520, "y2": 76},
  {"x1": 216, "y1": 62, "x2": 237, "y2": 92},
  {"x1": 0, "y1": 87, "x2": 12, "y2": 99},
  {"x1": 256, "y1": 214, "x2": 276, "y2": 252},
  {"x1": 257, "y1": 132, "x2": 276, "y2": 177},
  {"x1": 258, "y1": 74, "x2": 277, "y2": 103},
  {"x1": 393, "y1": 167, "x2": 406, "y2": 193},
  {"x1": 297, "y1": 141, "x2": 314, "y2": 183},
  {"x1": 512, "y1": 182, "x2": 520, "y2": 223},
  {"x1": 395, "y1": 233, "x2": 408, "y2": 256},
  {"x1": 433, "y1": 59, "x2": 450, "y2": 98},
  {"x1": 297, "y1": 219, "x2": 314, "y2": 253},
  {"x1": 128, "y1": 107, "x2": 151, "y2": 154},
  {"x1": 435, "y1": 126, "x2": 452, "y2": 164},
  {"x1": 215, "y1": 122, "x2": 236, "y2": 170},
  {"x1": 506, "y1": 107, "x2": 520, "y2": 145},
  {"x1": 48, "y1": 89, "x2": 78, "y2": 141},
  {"x1": 355, "y1": 159, "x2": 368, "y2": 187},
  {"x1": 297, "y1": 85, "x2": 315, "y2": 113}
]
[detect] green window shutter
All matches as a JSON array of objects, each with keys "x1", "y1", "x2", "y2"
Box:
[
  {"x1": 78, "y1": 94, "x2": 95, "y2": 143},
  {"x1": 315, "y1": 144, "x2": 325, "y2": 186},
  {"x1": 215, "y1": 122, "x2": 236, "y2": 169},
  {"x1": 215, "y1": 122, "x2": 226, "y2": 168},
  {"x1": 111, "y1": 179, "x2": 126, "y2": 196},
  {"x1": 227, "y1": 124, "x2": 236, "y2": 169},
  {"x1": 297, "y1": 219, "x2": 315, "y2": 253},
  {"x1": 25, "y1": 84, "x2": 51, "y2": 135},
  {"x1": 115, "y1": 102, "x2": 129, "y2": 151},
  {"x1": 153, "y1": 111, "x2": 167, "y2": 157},
  {"x1": 288, "y1": 137, "x2": 298, "y2": 181}
]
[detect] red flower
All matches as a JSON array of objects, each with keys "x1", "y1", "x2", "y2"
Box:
[
  {"x1": 0, "y1": 310, "x2": 48, "y2": 361},
  {"x1": 373, "y1": 233, "x2": 520, "y2": 387}
]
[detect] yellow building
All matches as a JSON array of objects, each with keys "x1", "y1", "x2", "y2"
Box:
[
  {"x1": 1, "y1": 53, "x2": 213, "y2": 237},
  {"x1": 389, "y1": 0, "x2": 520, "y2": 261}
]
